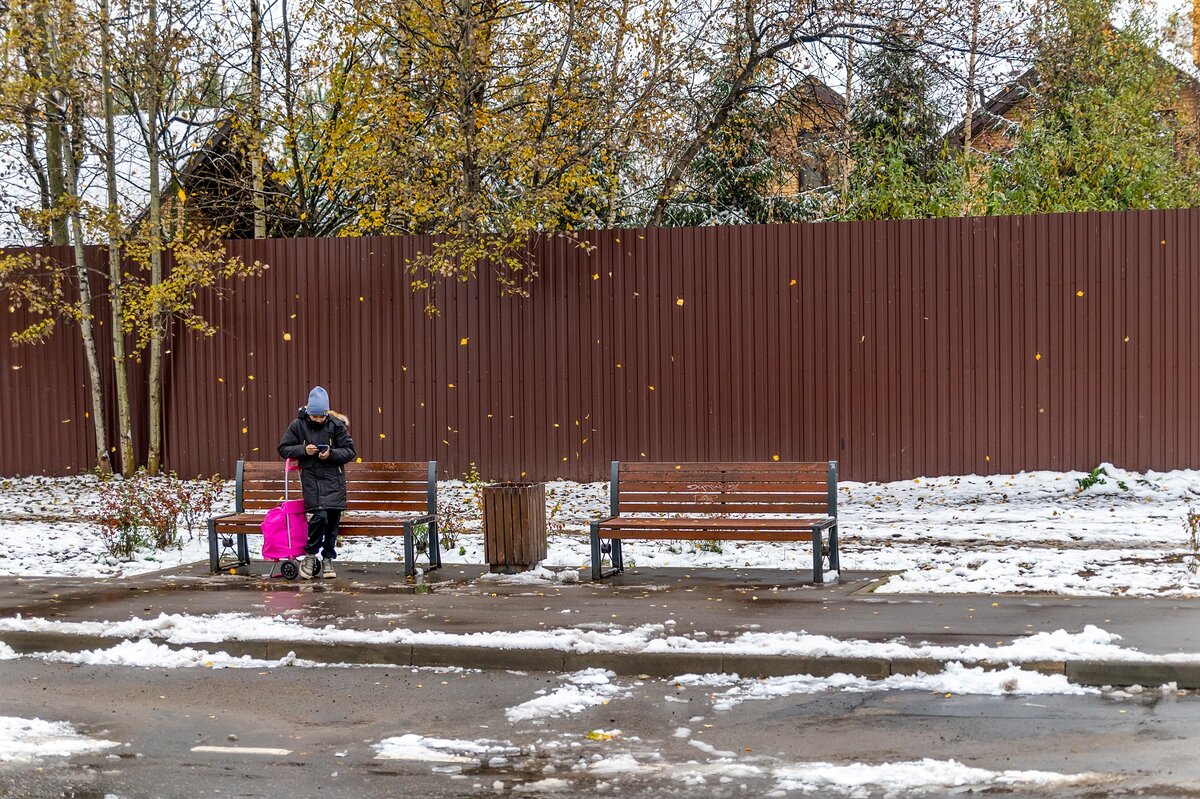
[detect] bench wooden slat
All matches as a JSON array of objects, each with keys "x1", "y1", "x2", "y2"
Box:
[
  {"x1": 617, "y1": 472, "x2": 829, "y2": 484},
  {"x1": 598, "y1": 529, "x2": 815, "y2": 542},
  {"x1": 617, "y1": 481, "x2": 830, "y2": 494},
  {"x1": 618, "y1": 502, "x2": 832, "y2": 514},
  {"x1": 600, "y1": 516, "x2": 832, "y2": 530},
  {"x1": 619, "y1": 490, "x2": 828, "y2": 502},
  {"x1": 241, "y1": 488, "x2": 429, "y2": 501}
]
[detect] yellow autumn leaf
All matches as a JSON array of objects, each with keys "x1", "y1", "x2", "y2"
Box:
[
  {"x1": 772, "y1": 454, "x2": 780, "y2": 461},
  {"x1": 283, "y1": 332, "x2": 292, "y2": 341},
  {"x1": 1034, "y1": 353, "x2": 1041, "y2": 361},
  {"x1": 460, "y1": 337, "x2": 469, "y2": 346},
  {"x1": 1075, "y1": 290, "x2": 1084, "y2": 298},
  {"x1": 676, "y1": 298, "x2": 684, "y2": 306}
]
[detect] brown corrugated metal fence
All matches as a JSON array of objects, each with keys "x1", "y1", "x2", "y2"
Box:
[{"x1": 3, "y1": 209, "x2": 1199, "y2": 482}]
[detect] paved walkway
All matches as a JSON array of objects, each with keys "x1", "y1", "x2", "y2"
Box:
[{"x1": 3, "y1": 561, "x2": 1200, "y2": 686}]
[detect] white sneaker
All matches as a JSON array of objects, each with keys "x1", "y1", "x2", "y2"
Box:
[
  {"x1": 322, "y1": 563, "x2": 337, "y2": 579},
  {"x1": 299, "y1": 555, "x2": 317, "y2": 580}
]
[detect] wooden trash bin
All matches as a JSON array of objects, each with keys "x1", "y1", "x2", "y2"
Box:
[{"x1": 482, "y1": 482, "x2": 548, "y2": 573}]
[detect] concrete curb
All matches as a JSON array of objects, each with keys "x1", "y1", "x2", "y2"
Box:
[{"x1": 11, "y1": 629, "x2": 1196, "y2": 686}]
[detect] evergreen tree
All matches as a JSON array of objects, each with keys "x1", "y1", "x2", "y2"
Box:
[
  {"x1": 662, "y1": 83, "x2": 804, "y2": 226},
  {"x1": 844, "y1": 32, "x2": 963, "y2": 220},
  {"x1": 988, "y1": 0, "x2": 1200, "y2": 213}
]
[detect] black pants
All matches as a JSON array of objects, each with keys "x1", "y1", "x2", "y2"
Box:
[{"x1": 305, "y1": 509, "x2": 342, "y2": 559}]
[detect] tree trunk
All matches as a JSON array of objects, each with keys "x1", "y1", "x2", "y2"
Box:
[
  {"x1": 250, "y1": 0, "x2": 266, "y2": 238},
  {"x1": 146, "y1": 0, "x2": 164, "y2": 476},
  {"x1": 38, "y1": 11, "x2": 67, "y2": 245},
  {"x1": 100, "y1": 0, "x2": 134, "y2": 474},
  {"x1": 456, "y1": 0, "x2": 482, "y2": 238},
  {"x1": 56, "y1": 78, "x2": 111, "y2": 474},
  {"x1": 280, "y1": 0, "x2": 310, "y2": 235},
  {"x1": 841, "y1": 36, "x2": 854, "y2": 214},
  {"x1": 602, "y1": 0, "x2": 632, "y2": 228},
  {"x1": 961, "y1": 0, "x2": 981, "y2": 214}
]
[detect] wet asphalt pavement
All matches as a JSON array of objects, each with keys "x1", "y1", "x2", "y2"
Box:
[
  {"x1": 5, "y1": 562, "x2": 1200, "y2": 797},
  {"x1": 2, "y1": 655, "x2": 1200, "y2": 798}
]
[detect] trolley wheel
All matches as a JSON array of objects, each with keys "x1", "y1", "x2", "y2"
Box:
[
  {"x1": 280, "y1": 560, "x2": 299, "y2": 581},
  {"x1": 311, "y1": 558, "x2": 323, "y2": 578}
]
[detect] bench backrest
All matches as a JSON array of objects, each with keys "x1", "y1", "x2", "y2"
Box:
[
  {"x1": 611, "y1": 461, "x2": 837, "y2": 517},
  {"x1": 236, "y1": 461, "x2": 437, "y2": 514}
]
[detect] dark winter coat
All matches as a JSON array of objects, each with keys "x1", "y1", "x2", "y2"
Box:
[{"x1": 277, "y1": 409, "x2": 357, "y2": 511}]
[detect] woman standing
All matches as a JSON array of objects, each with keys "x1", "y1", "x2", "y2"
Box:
[{"x1": 277, "y1": 386, "x2": 357, "y2": 579}]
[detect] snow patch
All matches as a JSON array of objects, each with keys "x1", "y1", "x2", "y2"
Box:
[
  {"x1": 373, "y1": 734, "x2": 518, "y2": 764},
  {"x1": 506, "y1": 669, "x2": 624, "y2": 723},
  {"x1": 772, "y1": 758, "x2": 1102, "y2": 796},
  {"x1": 0, "y1": 716, "x2": 119, "y2": 762}
]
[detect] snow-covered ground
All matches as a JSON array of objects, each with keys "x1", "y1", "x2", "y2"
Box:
[{"x1": 5, "y1": 463, "x2": 1200, "y2": 596}]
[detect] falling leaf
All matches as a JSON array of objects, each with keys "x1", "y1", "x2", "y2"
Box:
[
  {"x1": 789, "y1": 279, "x2": 797, "y2": 286},
  {"x1": 355, "y1": 457, "x2": 362, "y2": 463},
  {"x1": 248, "y1": 374, "x2": 256, "y2": 380},
  {"x1": 283, "y1": 332, "x2": 292, "y2": 341},
  {"x1": 1034, "y1": 353, "x2": 1041, "y2": 361},
  {"x1": 359, "y1": 296, "x2": 365, "y2": 302},
  {"x1": 985, "y1": 455, "x2": 991, "y2": 462},
  {"x1": 676, "y1": 298, "x2": 684, "y2": 306},
  {"x1": 772, "y1": 454, "x2": 780, "y2": 461},
  {"x1": 10, "y1": 365, "x2": 20, "y2": 370},
  {"x1": 379, "y1": 433, "x2": 386, "y2": 439},
  {"x1": 460, "y1": 337, "x2": 469, "y2": 346},
  {"x1": 217, "y1": 377, "x2": 224, "y2": 383},
  {"x1": 592, "y1": 273, "x2": 600, "y2": 280},
  {"x1": 241, "y1": 427, "x2": 248, "y2": 434},
  {"x1": 448, "y1": 383, "x2": 456, "y2": 389},
  {"x1": 1075, "y1": 290, "x2": 1084, "y2": 298},
  {"x1": 1123, "y1": 336, "x2": 1129, "y2": 343},
  {"x1": 649, "y1": 385, "x2": 655, "y2": 391}
]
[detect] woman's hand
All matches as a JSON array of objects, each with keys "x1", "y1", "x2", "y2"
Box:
[{"x1": 305, "y1": 444, "x2": 318, "y2": 456}]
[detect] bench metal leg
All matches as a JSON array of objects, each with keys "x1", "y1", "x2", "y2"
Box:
[
  {"x1": 236, "y1": 534, "x2": 250, "y2": 565},
  {"x1": 612, "y1": 538, "x2": 624, "y2": 572},
  {"x1": 829, "y1": 524, "x2": 840, "y2": 572},
  {"x1": 590, "y1": 522, "x2": 603, "y2": 580},
  {"x1": 811, "y1": 527, "x2": 824, "y2": 585},
  {"x1": 208, "y1": 520, "x2": 220, "y2": 573},
  {"x1": 403, "y1": 522, "x2": 416, "y2": 578},
  {"x1": 427, "y1": 520, "x2": 442, "y2": 570}
]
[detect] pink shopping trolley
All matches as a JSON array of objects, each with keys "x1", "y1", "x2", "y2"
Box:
[{"x1": 260, "y1": 459, "x2": 321, "y2": 579}]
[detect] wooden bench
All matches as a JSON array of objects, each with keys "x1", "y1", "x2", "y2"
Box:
[
  {"x1": 589, "y1": 461, "x2": 840, "y2": 583},
  {"x1": 208, "y1": 460, "x2": 441, "y2": 577}
]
